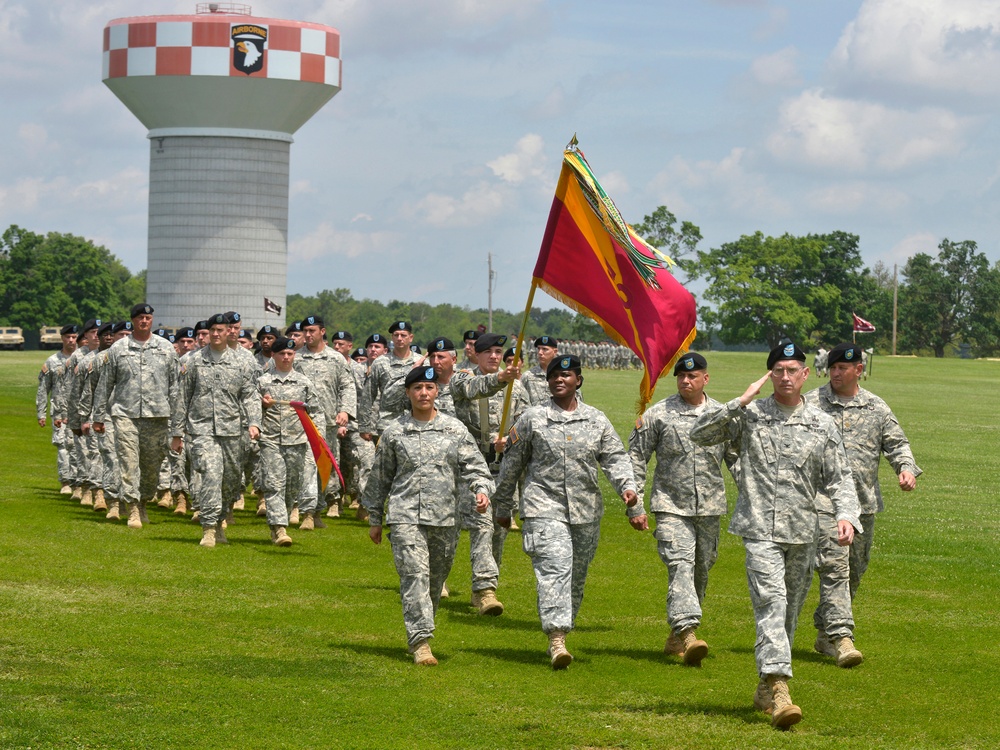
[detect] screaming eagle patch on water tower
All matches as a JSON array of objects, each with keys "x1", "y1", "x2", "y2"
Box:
[{"x1": 232, "y1": 24, "x2": 267, "y2": 75}]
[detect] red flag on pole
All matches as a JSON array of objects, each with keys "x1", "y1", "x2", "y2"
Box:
[
  {"x1": 532, "y1": 145, "x2": 697, "y2": 411},
  {"x1": 289, "y1": 401, "x2": 344, "y2": 493},
  {"x1": 852, "y1": 313, "x2": 876, "y2": 333}
]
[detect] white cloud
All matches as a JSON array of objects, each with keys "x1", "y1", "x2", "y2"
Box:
[
  {"x1": 487, "y1": 133, "x2": 546, "y2": 184},
  {"x1": 0, "y1": 167, "x2": 146, "y2": 213},
  {"x1": 804, "y1": 182, "x2": 909, "y2": 215},
  {"x1": 18, "y1": 123, "x2": 48, "y2": 152},
  {"x1": 749, "y1": 46, "x2": 801, "y2": 88},
  {"x1": 830, "y1": 0, "x2": 1000, "y2": 101},
  {"x1": 598, "y1": 170, "x2": 630, "y2": 197},
  {"x1": 887, "y1": 231, "x2": 940, "y2": 265},
  {"x1": 288, "y1": 221, "x2": 402, "y2": 261},
  {"x1": 407, "y1": 182, "x2": 506, "y2": 227},
  {"x1": 767, "y1": 89, "x2": 970, "y2": 173}
]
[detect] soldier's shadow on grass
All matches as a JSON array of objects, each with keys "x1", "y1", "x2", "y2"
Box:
[
  {"x1": 462, "y1": 645, "x2": 549, "y2": 666},
  {"x1": 583, "y1": 645, "x2": 689, "y2": 666},
  {"x1": 327, "y1": 641, "x2": 413, "y2": 664},
  {"x1": 635, "y1": 698, "x2": 763, "y2": 726}
]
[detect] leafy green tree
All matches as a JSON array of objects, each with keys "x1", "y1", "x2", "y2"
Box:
[
  {"x1": 898, "y1": 240, "x2": 1000, "y2": 357},
  {"x1": 632, "y1": 206, "x2": 702, "y2": 282}
]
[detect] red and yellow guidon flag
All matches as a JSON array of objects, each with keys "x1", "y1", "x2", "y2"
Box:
[
  {"x1": 533, "y1": 146, "x2": 697, "y2": 411},
  {"x1": 289, "y1": 401, "x2": 345, "y2": 493}
]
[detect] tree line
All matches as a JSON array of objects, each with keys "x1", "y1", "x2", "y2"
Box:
[{"x1": 3, "y1": 218, "x2": 997, "y2": 358}]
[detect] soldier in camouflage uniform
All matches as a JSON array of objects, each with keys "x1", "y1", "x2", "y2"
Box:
[
  {"x1": 690, "y1": 340, "x2": 862, "y2": 729},
  {"x1": 330, "y1": 330, "x2": 374, "y2": 515},
  {"x1": 296, "y1": 316, "x2": 356, "y2": 523},
  {"x1": 521, "y1": 336, "x2": 559, "y2": 406},
  {"x1": 804, "y1": 342, "x2": 921, "y2": 668},
  {"x1": 495, "y1": 355, "x2": 642, "y2": 669},
  {"x1": 94, "y1": 305, "x2": 179, "y2": 529},
  {"x1": 63, "y1": 319, "x2": 102, "y2": 506},
  {"x1": 451, "y1": 332, "x2": 529, "y2": 615},
  {"x1": 255, "y1": 325, "x2": 278, "y2": 369},
  {"x1": 362, "y1": 366, "x2": 494, "y2": 666},
  {"x1": 458, "y1": 330, "x2": 479, "y2": 371},
  {"x1": 170, "y1": 313, "x2": 261, "y2": 548},
  {"x1": 628, "y1": 352, "x2": 738, "y2": 667},
  {"x1": 258, "y1": 336, "x2": 318, "y2": 546},
  {"x1": 360, "y1": 321, "x2": 418, "y2": 443},
  {"x1": 77, "y1": 322, "x2": 116, "y2": 513},
  {"x1": 36, "y1": 324, "x2": 78, "y2": 494}
]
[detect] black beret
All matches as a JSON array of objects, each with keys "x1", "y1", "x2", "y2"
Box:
[
  {"x1": 463, "y1": 330, "x2": 480, "y2": 342},
  {"x1": 427, "y1": 337, "x2": 455, "y2": 352},
  {"x1": 167, "y1": 334, "x2": 176, "y2": 344},
  {"x1": 767, "y1": 340, "x2": 807, "y2": 369},
  {"x1": 257, "y1": 325, "x2": 277, "y2": 340},
  {"x1": 60, "y1": 324, "x2": 79, "y2": 335},
  {"x1": 238, "y1": 329, "x2": 253, "y2": 340},
  {"x1": 332, "y1": 330, "x2": 352, "y2": 342},
  {"x1": 81, "y1": 318, "x2": 102, "y2": 334},
  {"x1": 98, "y1": 321, "x2": 115, "y2": 336},
  {"x1": 194, "y1": 320, "x2": 211, "y2": 332},
  {"x1": 365, "y1": 333, "x2": 386, "y2": 347},
  {"x1": 129, "y1": 303, "x2": 153, "y2": 318},
  {"x1": 112, "y1": 321, "x2": 133, "y2": 334},
  {"x1": 222, "y1": 311, "x2": 241, "y2": 324},
  {"x1": 389, "y1": 320, "x2": 412, "y2": 333},
  {"x1": 302, "y1": 315, "x2": 324, "y2": 328},
  {"x1": 534, "y1": 335, "x2": 558, "y2": 348},
  {"x1": 272, "y1": 336, "x2": 295, "y2": 352},
  {"x1": 153, "y1": 328, "x2": 169, "y2": 339},
  {"x1": 351, "y1": 347, "x2": 367, "y2": 359},
  {"x1": 673, "y1": 352, "x2": 708, "y2": 376},
  {"x1": 285, "y1": 321, "x2": 304, "y2": 334},
  {"x1": 828, "y1": 343, "x2": 863, "y2": 366},
  {"x1": 503, "y1": 346, "x2": 523, "y2": 361},
  {"x1": 177, "y1": 327, "x2": 196, "y2": 340},
  {"x1": 475, "y1": 333, "x2": 507, "y2": 353},
  {"x1": 547, "y1": 354, "x2": 582, "y2": 379},
  {"x1": 209, "y1": 313, "x2": 228, "y2": 326},
  {"x1": 410, "y1": 344, "x2": 422, "y2": 354},
  {"x1": 404, "y1": 366, "x2": 438, "y2": 387}
]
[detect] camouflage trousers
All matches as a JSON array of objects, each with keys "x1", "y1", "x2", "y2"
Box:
[
  {"x1": 340, "y1": 430, "x2": 374, "y2": 499},
  {"x1": 258, "y1": 441, "x2": 308, "y2": 528},
  {"x1": 69, "y1": 432, "x2": 84, "y2": 486},
  {"x1": 813, "y1": 512, "x2": 875, "y2": 639},
  {"x1": 654, "y1": 513, "x2": 721, "y2": 633},
  {"x1": 188, "y1": 434, "x2": 242, "y2": 528},
  {"x1": 458, "y1": 495, "x2": 499, "y2": 592},
  {"x1": 743, "y1": 538, "x2": 816, "y2": 679},
  {"x1": 51, "y1": 422, "x2": 73, "y2": 485},
  {"x1": 185, "y1": 439, "x2": 201, "y2": 511},
  {"x1": 522, "y1": 517, "x2": 601, "y2": 634},
  {"x1": 239, "y1": 431, "x2": 259, "y2": 497},
  {"x1": 169, "y1": 444, "x2": 188, "y2": 495},
  {"x1": 113, "y1": 417, "x2": 170, "y2": 507},
  {"x1": 97, "y1": 424, "x2": 121, "y2": 500},
  {"x1": 390, "y1": 523, "x2": 460, "y2": 649},
  {"x1": 157, "y1": 455, "x2": 171, "y2": 492},
  {"x1": 82, "y1": 432, "x2": 101, "y2": 489}
]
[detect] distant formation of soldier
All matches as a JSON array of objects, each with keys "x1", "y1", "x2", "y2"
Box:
[{"x1": 35, "y1": 314, "x2": 919, "y2": 731}]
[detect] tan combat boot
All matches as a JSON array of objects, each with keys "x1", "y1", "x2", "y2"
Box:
[
  {"x1": 766, "y1": 675, "x2": 802, "y2": 729},
  {"x1": 71, "y1": 486, "x2": 83, "y2": 501},
  {"x1": 548, "y1": 630, "x2": 573, "y2": 669},
  {"x1": 664, "y1": 630, "x2": 684, "y2": 656},
  {"x1": 106, "y1": 500, "x2": 120, "y2": 521},
  {"x1": 200, "y1": 526, "x2": 217, "y2": 548},
  {"x1": 256, "y1": 498, "x2": 267, "y2": 517},
  {"x1": 348, "y1": 496, "x2": 360, "y2": 510},
  {"x1": 81, "y1": 488, "x2": 94, "y2": 506},
  {"x1": 326, "y1": 504, "x2": 339, "y2": 517},
  {"x1": 289, "y1": 507, "x2": 299, "y2": 525},
  {"x1": 299, "y1": 512, "x2": 315, "y2": 531},
  {"x1": 753, "y1": 678, "x2": 773, "y2": 715},
  {"x1": 93, "y1": 489, "x2": 107, "y2": 512},
  {"x1": 814, "y1": 631, "x2": 836, "y2": 658},
  {"x1": 679, "y1": 628, "x2": 708, "y2": 667},
  {"x1": 191, "y1": 510, "x2": 200, "y2": 523},
  {"x1": 60, "y1": 484, "x2": 72, "y2": 495},
  {"x1": 215, "y1": 522, "x2": 229, "y2": 545},
  {"x1": 411, "y1": 639, "x2": 437, "y2": 666},
  {"x1": 440, "y1": 582, "x2": 450, "y2": 598},
  {"x1": 471, "y1": 588, "x2": 504, "y2": 616},
  {"x1": 173, "y1": 492, "x2": 187, "y2": 516},
  {"x1": 272, "y1": 526, "x2": 293, "y2": 547},
  {"x1": 834, "y1": 637, "x2": 863, "y2": 668},
  {"x1": 233, "y1": 496, "x2": 245, "y2": 511},
  {"x1": 157, "y1": 490, "x2": 173, "y2": 509},
  {"x1": 127, "y1": 503, "x2": 142, "y2": 529}
]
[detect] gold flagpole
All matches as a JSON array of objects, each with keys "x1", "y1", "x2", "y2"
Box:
[{"x1": 498, "y1": 279, "x2": 538, "y2": 438}]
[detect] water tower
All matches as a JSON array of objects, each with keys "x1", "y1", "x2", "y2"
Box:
[{"x1": 102, "y1": 3, "x2": 342, "y2": 329}]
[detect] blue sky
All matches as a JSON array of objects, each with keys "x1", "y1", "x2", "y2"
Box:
[{"x1": 3, "y1": 0, "x2": 1000, "y2": 313}]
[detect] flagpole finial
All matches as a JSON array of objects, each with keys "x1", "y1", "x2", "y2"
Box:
[{"x1": 566, "y1": 133, "x2": 579, "y2": 151}]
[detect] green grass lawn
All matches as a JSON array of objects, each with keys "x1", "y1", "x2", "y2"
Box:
[{"x1": 1, "y1": 350, "x2": 997, "y2": 749}]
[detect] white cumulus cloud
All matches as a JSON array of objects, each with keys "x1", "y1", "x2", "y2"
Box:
[
  {"x1": 487, "y1": 134, "x2": 547, "y2": 185},
  {"x1": 288, "y1": 221, "x2": 402, "y2": 261},
  {"x1": 749, "y1": 46, "x2": 801, "y2": 88}
]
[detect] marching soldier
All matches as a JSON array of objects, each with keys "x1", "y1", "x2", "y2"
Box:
[
  {"x1": 36, "y1": 324, "x2": 78, "y2": 494},
  {"x1": 63, "y1": 318, "x2": 102, "y2": 506}
]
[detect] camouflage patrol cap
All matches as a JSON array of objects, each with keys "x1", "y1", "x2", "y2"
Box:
[
  {"x1": 673, "y1": 352, "x2": 707, "y2": 376},
  {"x1": 60, "y1": 324, "x2": 79, "y2": 335},
  {"x1": 404, "y1": 366, "x2": 438, "y2": 388},
  {"x1": 827, "y1": 342, "x2": 863, "y2": 366},
  {"x1": 767, "y1": 339, "x2": 806, "y2": 369},
  {"x1": 129, "y1": 303, "x2": 153, "y2": 318},
  {"x1": 475, "y1": 333, "x2": 506, "y2": 353},
  {"x1": 547, "y1": 354, "x2": 582, "y2": 379}
]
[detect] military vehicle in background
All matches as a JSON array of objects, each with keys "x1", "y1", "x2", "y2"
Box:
[
  {"x1": 0, "y1": 327, "x2": 25, "y2": 350},
  {"x1": 39, "y1": 326, "x2": 62, "y2": 349}
]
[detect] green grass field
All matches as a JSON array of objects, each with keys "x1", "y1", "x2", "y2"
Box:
[{"x1": 1, "y1": 351, "x2": 998, "y2": 749}]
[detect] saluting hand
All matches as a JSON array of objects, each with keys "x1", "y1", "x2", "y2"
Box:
[{"x1": 739, "y1": 372, "x2": 772, "y2": 407}]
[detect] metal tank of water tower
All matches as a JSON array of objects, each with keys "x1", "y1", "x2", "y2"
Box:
[{"x1": 102, "y1": 3, "x2": 342, "y2": 330}]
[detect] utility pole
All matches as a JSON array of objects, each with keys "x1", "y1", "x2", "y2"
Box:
[
  {"x1": 488, "y1": 253, "x2": 496, "y2": 331},
  {"x1": 892, "y1": 263, "x2": 898, "y2": 356}
]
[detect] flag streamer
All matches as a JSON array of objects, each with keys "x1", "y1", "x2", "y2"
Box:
[{"x1": 289, "y1": 401, "x2": 345, "y2": 493}]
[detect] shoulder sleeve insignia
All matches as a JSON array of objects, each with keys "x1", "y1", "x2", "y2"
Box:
[
  {"x1": 635, "y1": 416, "x2": 644, "y2": 430},
  {"x1": 41, "y1": 364, "x2": 48, "y2": 374},
  {"x1": 509, "y1": 426, "x2": 519, "y2": 445}
]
